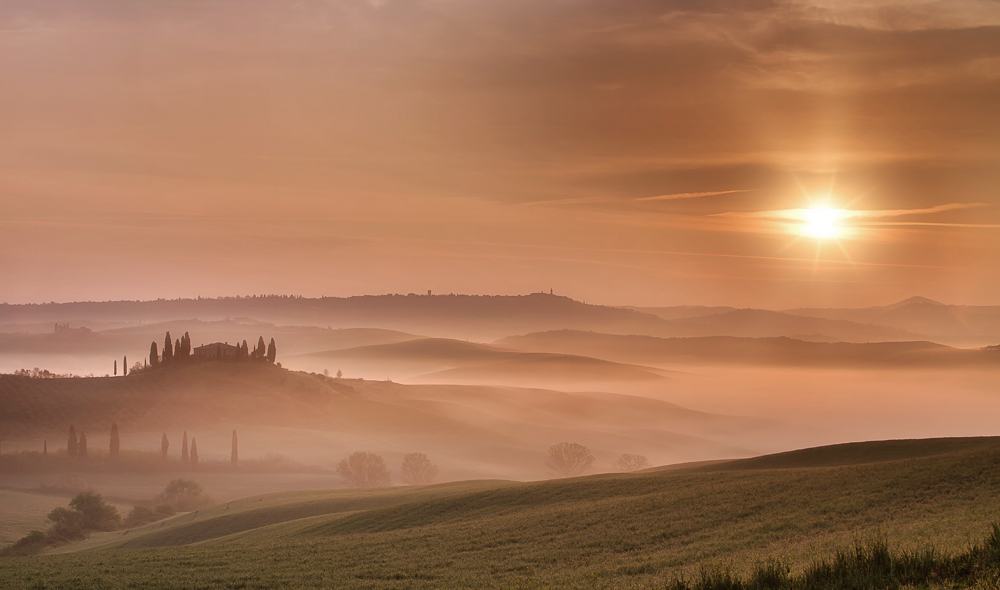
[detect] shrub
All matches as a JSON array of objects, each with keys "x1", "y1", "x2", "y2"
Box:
[
  {"x1": 123, "y1": 504, "x2": 176, "y2": 528},
  {"x1": 158, "y1": 479, "x2": 213, "y2": 511},
  {"x1": 0, "y1": 530, "x2": 49, "y2": 557}
]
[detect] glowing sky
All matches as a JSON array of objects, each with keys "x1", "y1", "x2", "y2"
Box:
[{"x1": 2, "y1": 0, "x2": 999, "y2": 307}]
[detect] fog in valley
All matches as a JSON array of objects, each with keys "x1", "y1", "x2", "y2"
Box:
[{"x1": 2, "y1": 294, "x2": 997, "y2": 515}]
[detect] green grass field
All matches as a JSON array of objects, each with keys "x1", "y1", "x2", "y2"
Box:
[{"x1": 2, "y1": 436, "x2": 1000, "y2": 588}]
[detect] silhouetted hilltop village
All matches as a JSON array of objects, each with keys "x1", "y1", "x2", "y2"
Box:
[{"x1": 126, "y1": 331, "x2": 278, "y2": 376}]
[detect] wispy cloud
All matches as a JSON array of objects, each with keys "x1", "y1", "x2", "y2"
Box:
[
  {"x1": 636, "y1": 190, "x2": 751, "y2": 202},
  {"x1": 713, "y1": 203, "x2": 985, "y2": 221}
]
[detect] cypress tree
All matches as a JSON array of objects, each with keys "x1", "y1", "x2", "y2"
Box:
[
  {"x1": 123, "y1": 356, "x2": 127, "y2": 377},
  {"x1": 161, "y1": 433, "x2": 169, "y2": 457},
  {"x1": 181, "y1": 431, "x2": 189, "y2": 462},
  {"x1": 183, "y1": 332, "x2": 192, "y2": 357},
  {"x1": 190, "y1": 438, "x2": 199, "y2": 466},
  {"x1": 231, "y1": 430, "x2": 238, "y2": 467},
  {"x1": 78, "y1": 431, "x2": 88, "y2": 458},
  {"x1": 257, "y1": 336, "x2": 266, "y2": 361},
  {"x1": 267, "y1": 338, "x2": 277, "y2": 363},
  {"x1": 150, "y1": 341, "x2": 159, "y2": 368},
  {"x1": 67, "y1": 425, "x2": 78, "y2": 457},
  {"x1": 163, "y1": 332, "x2": 173, "y2": 366},
  {"x1": 43, "y1": 440, "x2": 47, "y2": 456},
  {"x1": 109, "y1": 423, "x2": 120, "y2": 459},
  {"x1": 175, "y1": 339, "x2": 182, "y2": 364},
  {"x1": 114, "y1": 360, "x2": 117, "y2": 376}
]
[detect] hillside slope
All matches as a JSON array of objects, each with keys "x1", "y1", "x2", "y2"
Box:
[
  {"x1": 0, "y1": 364, "x2": 759, "y2": 479},
  {"x1": 9, "y1": 437, "x2": 1000, "y2": 589}
]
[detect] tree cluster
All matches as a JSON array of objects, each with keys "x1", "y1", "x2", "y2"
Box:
[
  {"x1": 149, "y1": 331, "x2": 193, "y2": 369},
  {"x1": 336, "y1": 452, "x2": 441, "y2": 488}
]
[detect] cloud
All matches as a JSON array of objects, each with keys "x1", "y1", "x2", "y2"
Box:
[
  {"x1": 714, "y1": 203, "x2": 986, "y2": 221},
  {"x1": 636, "y1": 190, "x2": 752, "y2": 202}
]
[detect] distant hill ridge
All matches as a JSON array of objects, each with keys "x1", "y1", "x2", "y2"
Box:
[{"x1": 497, "y1": 330, "x2": 998, "y2": 367}]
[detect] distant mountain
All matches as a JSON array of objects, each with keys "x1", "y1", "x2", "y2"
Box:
[
  {"x1": 496, "y1": 330, "x2": 1000, "y2": 368},
  {"x1": 289, "y1": 337, "x2": 666, "y2": 384},
  {"x1": 785, "y1": 297, "x2": 1000, "y2": 346},
  {"x1": 0, "y1": 294, "x2": 670, "y2": 342},
  {"x1": 0, "y1": 294, "x2": 948, "y2": 348}
]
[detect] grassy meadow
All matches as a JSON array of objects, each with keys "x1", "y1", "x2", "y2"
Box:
[{"x1": 2, "y1": 437, "x2": 1000, "y2": 588}]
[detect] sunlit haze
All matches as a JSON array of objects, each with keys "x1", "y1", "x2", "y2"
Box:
[{"x1": 2, "y1": 0, "x2": 1000, "y2": 308}]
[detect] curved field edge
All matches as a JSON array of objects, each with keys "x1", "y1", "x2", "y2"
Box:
[{"x1": 2, "y1": 437, "x2": 1000, "y2": 588}]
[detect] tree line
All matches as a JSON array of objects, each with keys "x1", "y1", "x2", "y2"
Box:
[
  {"x1": 59, "y1": 424, "x2": 240, "y2": 470},
  {"x1": 333, "y1": 445, "x2": 648, "y2": 488}
]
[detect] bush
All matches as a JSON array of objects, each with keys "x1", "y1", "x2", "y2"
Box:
[
  {"x1": 123, "y1": 504, "x2": 176, "y2": 528},
  {"x1": 0, "y1": 530, "x2": 49, "y2": 557},
  {"x1": 69, "y1": 491, "x2": 122, "y2": 531},
  {"x1": 158, "y1": 479, "x2": 213, "y2": 511}
]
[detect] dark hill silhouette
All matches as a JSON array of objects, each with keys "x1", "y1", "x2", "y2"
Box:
[
  {"x1": 496, "y1": 330, "x2": 997, "y2": 367},
  {"x1": 704, "y1": 437, "x2": 1000, "y2": 471}
]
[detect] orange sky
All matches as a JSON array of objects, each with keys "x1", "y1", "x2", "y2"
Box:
[{"x1": 2, "y1": 0, "x2": 999, "y2": 308}]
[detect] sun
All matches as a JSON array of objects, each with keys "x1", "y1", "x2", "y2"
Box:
[{"x1": 802, "y1": 207, "x2": 844, "y2": 239}]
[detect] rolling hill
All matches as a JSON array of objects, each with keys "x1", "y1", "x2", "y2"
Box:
[
  {"x1": 289, "y1": 337, "x2": 667, "y2": 383},
  {"x1": 5, "y1": 437, "x2": 1000, "y2": 588},
  {"x1": 0, "y1": 363, "x2": 760, "y2": 480},
  {"x1": 656, "y1": 308, "x2": 922, "y2": 342},
  {"x1": 786, "y1": 296, "x2": 1000, "y2": 345},
  {"x1": 495, "y1": 330, "x2": 999, "y2": 367}
]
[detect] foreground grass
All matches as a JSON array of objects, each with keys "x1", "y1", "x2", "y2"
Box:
[{"x1": 2, "y1": 438, "x2": 1000, "y2": 589}]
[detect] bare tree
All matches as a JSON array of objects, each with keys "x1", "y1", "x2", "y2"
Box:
[
  {"x1": 337, "y1": 452, "x2": 391, "y2": 488},
  {"x1": 546, "y1": 442, "x2": 594, "y2": 478},
  {"x1": 615, "y1": 453, "x2": 649, "y2": 472},
  {"x1": 400, "y1": 453, "x2": 439, "y2": 485}
]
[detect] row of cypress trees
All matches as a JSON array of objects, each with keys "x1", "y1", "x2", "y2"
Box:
[
  {"x1": 58, "y1": 425, "x2": 239, "y2": 467},
  {"x1": 146, "y1": 332, "x2": 277, "y2": 367},
  {"x1": 65, "y1": 423, "x2": 119, "y2": 459},
  {"x1": 149, "y1": 332, "x2": 192, "y2": 369},
  {"x1": 159, "y1": 430, "x2": 239, "y2": 467}
]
